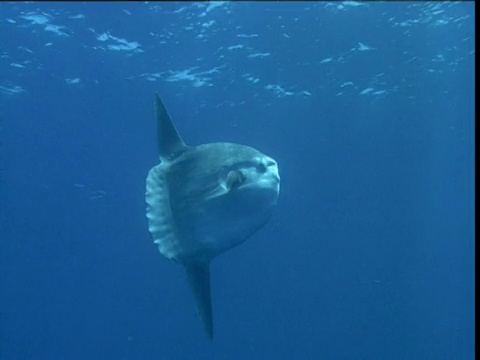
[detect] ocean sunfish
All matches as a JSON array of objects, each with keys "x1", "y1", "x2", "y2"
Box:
[{"x1": 145, "y1": 94, "x2": 280, "y2": 339}]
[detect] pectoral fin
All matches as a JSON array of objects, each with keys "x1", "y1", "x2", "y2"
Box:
[{"x1": 184, "y1": 261, "x2": 213, "y2": 339}]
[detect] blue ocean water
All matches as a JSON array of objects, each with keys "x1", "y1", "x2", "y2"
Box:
[{"x1": 0, "y1": 1, "x2": 475, "y2": 359}]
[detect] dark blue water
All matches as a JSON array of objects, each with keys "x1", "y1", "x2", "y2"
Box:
[{"x1": 0, "y1": 2, "x2": 475, "y2": 359}]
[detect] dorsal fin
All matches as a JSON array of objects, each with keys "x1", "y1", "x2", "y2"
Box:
[{"x1": 154, "y1": 93, "x2": 187, "y2": 161}]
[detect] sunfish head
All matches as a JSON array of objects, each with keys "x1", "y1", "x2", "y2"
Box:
[{"x1": 145, "y1": 94, "x2": 280, "y2": 339}]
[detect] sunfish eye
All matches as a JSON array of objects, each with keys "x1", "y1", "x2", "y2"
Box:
[
  {"x1": 256, "y1": 163, "x2": 267, "y2": 173},
  {"x1": 226, "y1": 170, "x2": 246, "y2": 190}
]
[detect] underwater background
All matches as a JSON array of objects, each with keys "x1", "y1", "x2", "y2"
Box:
[{"x1": 0, "y1": 2, "x2": 475, "y2": 359}]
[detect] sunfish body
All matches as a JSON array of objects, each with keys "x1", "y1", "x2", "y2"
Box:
[{"x1": 145, "y1": 94, "x2": 280, "y2": 339}]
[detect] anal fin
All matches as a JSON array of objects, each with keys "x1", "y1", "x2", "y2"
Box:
[{"x1": 184, "y1": 261, "x2": 213, "y2": 339}]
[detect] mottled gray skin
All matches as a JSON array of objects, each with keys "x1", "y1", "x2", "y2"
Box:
[{"x1": 145, "y1": 94, "x2": 280, "y2": 339}]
